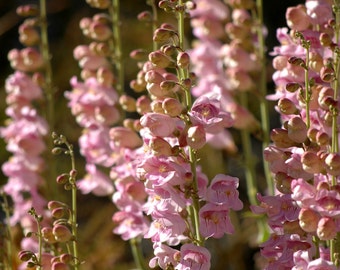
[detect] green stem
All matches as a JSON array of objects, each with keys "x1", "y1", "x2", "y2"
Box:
[
  {"x1": 39, "y1": 0, "x2": 57, "y2": 199},
  {"x1": 177, "y1": 0, "x2": 202, "y2": 245},
  {"x1": 65, "y1": 141, "x2": 79, "y2": 269},
  {"x1": 255, "y1": 0, "x2": 273, "y2": 195},
  {"x1": 330, "y1": 1, "x2": 340, "y2": 265},
  {"x1": 130, "y1": 238, "x2": 148, "y2": 270},
  {"x1": 109, "y1": 0, "x2": 124, "y2": 95},
  {"x1": 240, "y1": 93, "x2": 258, "y2": 206},
  {"x1": 147, "y1": 0, "x2": 158, "y2": 52},
  {"x1": 304, "y1": 46, "x2": 311, "y2": 129}
]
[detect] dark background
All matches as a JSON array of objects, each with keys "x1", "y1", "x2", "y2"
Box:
[{"x1": 0, "y1": 1, "x2": 304, "y2": 269}]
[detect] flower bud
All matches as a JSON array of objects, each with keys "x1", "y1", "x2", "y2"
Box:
[
  {"x1": 48, "y1": 201, "x2": 68, "y2": 211},
  {"x1": 51, "y1": 207, "x2": 67, "y2": 219},
  {"x1": 186, "y1": 125, "x2": 206, "y2": 150},
  {"x1": 325, "y1": 153, "x2": 340, "y2": 176},
  {"x1": 56, "y1": 173, "x2": 69, "y2": 185},
  {"x1": 41, "y1": 227, "x2": 57, "y2": 244},
  {"x1": 277, "y1": 98, "x2": 298, "y2": 115},
  {"x1": 270, "y1": 128, "x2": 296, "y2": 148},
  {"x1": 16, "y1": 4, "x2": 39, "y2": 16},
  {"x1": 140, "y1": 113, "x2": 177, "y2": 137},
  {"x1": 287, "y1": 116, "x2": 307, "y2": 143},
  {"x1": 319, "y1": 32, "x2": 332, "y2": 47},
  {"x1": 97, "y1": 67, "x2": 115, "y2": 86},
  {"x1": 160, "y1": 80, "x2": 177, "y2": 92},
  {"x1": 145, "y1": 70, "x2": 164, "y2": 84},
  {"x1": 307, "y1": 128, "x2": 318, "y2": 143},
  {"x1": 274, "y1": 172, "x2": 293, "y2": 194},
  {"x1": 301, "y1": 151, "x2": 324, "y2": 174},
  {"x1": 18, "y1": 250, "x2": 34, "y2": 262},
  {"x1": 149, "y1": 136, "x2": 173, "y2": 156},
  {"x1": 162, "y1": 98, "x2": 184, "y2": 117},
  {"x1": 136, "y1": 95, "x2": 152, "y2": 114},
  {"x1": 119, "y1": 95, "x2": 136, "y2": 112},
  {"x1": 153, "y1": 28, "x2": 176, "y2": 43},
  {"x1": 149, "y1": 51, "x2": 173, "y2": 68},
  {"x1": 299, "y1": 208, "x2": 319, "y2": 233},
  {"x1": 130, "y1": 49, "x2": 148, "y2": 60},
  {"x1": 137, "y1": 11, "x2": 152, "y2": 22},
  {"x1": 286, "y1": 5, "x2": 310, "y2": 31},
  {"x1": 317, "y1": 217, "x2": 337, "y2": 240},
  {"x1": 52, "y1": 225, "x2": 73, "y2": 243},
  {"x1": 177, "y1": 52, "x2": 190, "y2": 69},
  {"x1": 60, "y1": 253, "x2": 73, "y2": 264},
  {"x1": 109, "y1": 127, "x2": 143, "y2": 149},
  {"x1": 308, "y1": 51, "x2": 323, "y2": 72},
  {"x1": 288, "y1": 56, "x2": 306, "y2": 68},
  {"x1": 151, "y1": 100, "x2": 165, "y2": 113},
  {"x1": 285, "y1": 82, "x2": 302, "y2": 93},
  {"x1": 316, "y1": 131, "x2": 330, "y2": 146},
  {"x1": 320, "y1": 66, "x2": 336, "y2": 82},
  {"x1": 19, "y1": 24, "x2": 40, "y2": 46}
]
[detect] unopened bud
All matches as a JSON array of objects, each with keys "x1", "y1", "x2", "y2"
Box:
[
  {"x1": 286, "y1": 82, "x2": 302, "y2": 93},
  {"x1": 109, "y1": 127, "x2": 143, "y2": 149},
  {"x1": 56, "y1": 173, "x2": 69, "y2": 185},
  {"x1": 60, "y1": 253, "x2": 73, "y2": 264},
  {"x1": 129, "y1": 49, "x2": 148, "y2": 60},
  {"x1": 287, "y1": 116, "x2": 307, "y2": 143},
  {"x1": 137, "y1": 11, "x2": 152, "y2": 22},
  {"x1": 270, "y1": 128, "x2": 296, "y2": 148},
  {"x1": 288, "y1": 56, "x2": 306, "y2": 68},
  {"x1": 42, "y1": 227, "x2": 57, "y2": 244},
  {"x1": 16, "y1": 5, "x2": 39, "y2": 16},
  {"x1": 162, "y1": 98, "x2": 184, "y2": 117},
  {"x1": 186, "y1": 125, "x2": 206, "y2": 150},
  {"x1": 51, "y1": 261, "x2": 70, "y2": 270},
  {"x1": 18, "y1": 250, "x2": 34, "y2": 262},
  {"x1": 299, "y1": 208, "x2": 319, "y2": 233},
  {"x1": 48, "y1": 201, "x2": 68, "y2": 211},
  {"x1": 325, "y1": 153, "x2": 340, "y2": 176},
  {"x1": 51, "y1": 207, "x2": 67, "y2": 219},
  {"x1": 119, "y1": 95, "x2": 136, "y2": 112},
  {"x1": 278, "y1": 98, "x2": 298, "y2": 115},
  {"x1": 52, "y1": 225, "x2": 73, "y2": 243},
  {"x1": 149, "y1": 137, "x2": 173, "y2": 156},
  {"x1": 317, "y1": 217, "x2": 336, "y2": 240},
  {"x1": 320, "y1": 66, "x2": 336, "y2": 82},
  {"x1": 149, "y1": 51, "x2": 173, "y2": 68},
  {"x1": 153, "y1": 28, "x2": 176, "y2": 43},
  {"x1": 316, "y1": 131, "x2": 330, "y2": 146},
  {"x1": 136, "y1": 95, "x2": 152, "y2": 114},
  {"x1": 320, "y1": 32, "x2": 332, "y2": 47},
  {"x1": 177, "y1": 52, "x2": 190, "y2": 69},
  {"x1": 274, "y1": 172, "x2": 293, "y2": 194},
  {"x1": 301, "y1": 151, "x2": 323, "y2": 174}
]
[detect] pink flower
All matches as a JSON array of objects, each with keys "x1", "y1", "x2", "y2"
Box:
[
  {"x1": 189, "y1": 95, "x2": 233, "y2": 134},
  {"x1": 140, "y1": 113, "x2": 177, "y2": 137},
  {"x1": 5, "y1": 71, "x2": 42, "y2": 105},
  {"x1": 145, "y1": 212, "x2": 187, "y2": 245},
  {"x1": 176, "y1": 243, "x2": 211, "y2": 270},
  {"x1": 199, "y1": 203, "x2": 234, "y2": 238},
  {"x1": 206, "y1": 174, "x2": 243, "y2": 210},
  {"x1": 77, "y1": 164, "x2": 114, "y2": 196},
  {"x1": 79, "y1": 126, "x2": 114, "y2": 167},
  {"x1": 109, "y1": 126, "x2": 143, "y2": 149},
  {"x1": 149, "y1": 243, "x2": 178, "y2": 269},
  {"x1": 112, "y1": 210, "x2": 149, "y2": 240}
]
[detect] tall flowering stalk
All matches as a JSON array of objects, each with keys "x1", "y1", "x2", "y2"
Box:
[{"x1": 252, "y1": 0, "x2": 340, "y2": 269}]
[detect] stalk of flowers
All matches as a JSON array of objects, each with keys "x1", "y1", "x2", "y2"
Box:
[
  {"x1": 109, "y1": 1, "x2": 244, "y2": 269},
  {"x1": 252, "y1": 0, "x2": 340, "y2": 269},
  {"x1": 188, "y1": 0, "x2": 273, "y2": 205},
  {"x1": 0, "y1": 4, "x2": 55, "y2": 267},
  {"x1": 65, "y1": 2, "x2": 121, "y2": 196}
]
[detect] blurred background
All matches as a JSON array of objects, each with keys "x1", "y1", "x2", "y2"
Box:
[{"x1": 0, "y1": 0, "x2": 303, "y2": 269}]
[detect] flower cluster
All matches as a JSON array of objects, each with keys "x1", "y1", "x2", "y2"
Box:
[
  {"x1": 253, "y1": 0, "x2": 340, "y2": 268},
  {"x1": 0, "y1": 5, "x2": 50, "y2": 255}
]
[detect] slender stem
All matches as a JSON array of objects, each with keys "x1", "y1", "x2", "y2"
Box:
[
  {"x1": 109, "y1": 0, "x2": 124, "y2": 95},
  {"x1": 39, "y1": 0, "x2": 57, "y2": 199},
  {"x1": 330, "y1": 1, "x2": 340, "y2": 265},
  {"x1": 239, "y1": 93, "x2": 258, "y2": 206},
  {"x1": 130, "y1": 238, "x2": 148, "y2": 270},
  {"x1": 65, "y1": 141, "x2": 79, "y2": 269},
  {"x1": 147, "y1": 0, "x2": 158, "y2": 52},
  {"x1": 255, "y1": 0, "x2": 273, "y2": 195},
  {"x1": 177, "y1": 0, "x2": 202, "y2": 245},
  {"x1": 304, "y1": 46, "x2": 311, "y2": 129}
]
